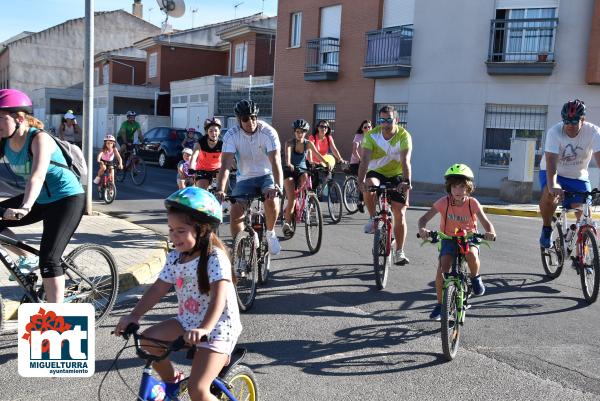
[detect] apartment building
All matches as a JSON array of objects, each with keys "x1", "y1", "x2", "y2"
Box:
[{"x1": 273, "y1": 0, "x2": 600, "y2": 191}]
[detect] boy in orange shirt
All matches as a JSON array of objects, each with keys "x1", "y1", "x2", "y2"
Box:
[{"x1": 418, "y1": 164, "x2": 496, "y2": 320}]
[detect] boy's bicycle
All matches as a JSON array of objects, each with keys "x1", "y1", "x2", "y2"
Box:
[
  {"x1": 116, "y1": 144, "x2": 147, "y2": 186},
  {"x1": 418, "y1": 230, "x2": 492, "y2": 361},
  {"x1": 0, "y1": 208, "x2": 119, "y2": 333},
  {"x1": 540, "y1": 189, "x2": 600, "y2": 304},
  {"x1": 311, "y1": 165, "x2": 343, "y2": 224},
  {"x1": 97, "y1": 161, "x2": 117, "y2": 204},
  {"x1": 281, "y1": 169, "x2": 323, "y2": 253},
  {"x1": 228, "y1": 192, "x2": 275, "y2": 311},
  {"x1": 100, "y1": 323, "x2": 258, "y2": 401}
]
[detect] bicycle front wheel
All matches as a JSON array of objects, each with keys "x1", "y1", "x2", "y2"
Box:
[
  {"x1": 305, "y1": 193, "x2": 323, "y2": 254},
  {"x1": 62, "y1": 244, "x2": 119, "y2": 325},
  {"x1": 130, "y1": 156, "x2": 147, "y2": 185},
  {"x1": 580, "y1": 230, "x2": 600, "y2": 304},
  {"x1": 103, "y1": 182, "x2": 117, "y2": 204},
  {"x1": 327, "y1": 181, "x2": 343, "y2": 223},
  {"x1": 232, "y1": 231, "x2": 257, "y2": 312},
  {"x1": 257, "y1": 237, "x2": 270, "y2": 285},
  {"x1": 373, "y1": 221, "x2": 390, "y2": 290},
  {"x1": 342, "y1": 176, "x2": 359, "y2": 214},
  {"x1": 214, "y1": 364, "x2": 258, "y2": 401},
  {"x1": 441, "y1": 282, "x2": 461, "y2": 361},
  {"x1": 541, "y1": 217, "x2": 565, "y2": 279}
]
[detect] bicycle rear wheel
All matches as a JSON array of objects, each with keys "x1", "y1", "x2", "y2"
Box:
[
  {"x1": 441, "y1": 282, "x2": 461, "y2": 361},
  {"x1": 232, "y1": 231, "x2": 257, "y2": 312},
  {"x1": 212, "y1": 364, "x2": 258, "y2": 401},
  {"x1": 327, "y1": 181, "x2": 343, "y2": 223},
  {"x1": 305, "y1": 193, "x2": 323, "y2": 254},
  {"x1": 580, "y1": 230, "x2": 600, "y2": 304},
  {"x1": 130, "y1": 156, "x2": 147, "y2": 185},
  {"x1": 541, "y1": 217, "x2": 565, "y2": 279},
  {"x1": 62, "y1": 244, "x2": 119, "y2": 325},
  {"x1": 373, "y1": 221, "x2": 390, "y2": 289},
  {"x1": 342, "y1": 176, "x2": 359, "y2": 215},
  {"x1": 103, "y1": 182, "x2": 117, "y2": 204}
]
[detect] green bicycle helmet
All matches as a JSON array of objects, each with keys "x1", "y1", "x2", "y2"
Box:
[
  {"x1": 444, "y1": 164, "x2": 474, "y2": 180},
  {"x1": 165, "y1": 187, "x2": 222, "y2": 228}
]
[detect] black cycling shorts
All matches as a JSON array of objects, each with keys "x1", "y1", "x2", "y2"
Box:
[{"x1": 195, "y1": 169, "x2": 219, "y2": 181}]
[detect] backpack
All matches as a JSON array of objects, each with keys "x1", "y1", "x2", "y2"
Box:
[{"x1": 28, "y1": 129, "x2": 88, "y2": 182}]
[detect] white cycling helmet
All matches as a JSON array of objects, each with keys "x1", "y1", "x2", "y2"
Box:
[
  {"x1": 64, "y1": 111, "x2": 76, "y2": 119},
  {"x1": 182, "y1": 148, "x2": 193, "y2": 155},
  {"x1": 104, "y1": 135, "x2": 116, "y2": 142}
]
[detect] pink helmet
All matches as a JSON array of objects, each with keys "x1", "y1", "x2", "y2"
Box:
[
  {"x1": 104, "y1": 135, "x2": 116, "y2": 142},
  {"x1": 0, "y1": 89, "x2": 33, "y2": 114}
]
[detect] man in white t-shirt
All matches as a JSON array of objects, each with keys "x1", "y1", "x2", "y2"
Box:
[
  {"x1": 539, "y1": 99, "x2": 600, "y2": 248},
  {"x1": 216, "y1": 99, "x2": 283, "y2": 255}
]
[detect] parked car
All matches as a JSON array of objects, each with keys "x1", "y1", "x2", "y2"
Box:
[{"x1": 137, "y1": 127, "x2": 191, "y2": 168}]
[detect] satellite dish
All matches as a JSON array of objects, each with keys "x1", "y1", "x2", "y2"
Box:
[{"x1": 156, "y1": 0, "x2": 186, "y2": 18}]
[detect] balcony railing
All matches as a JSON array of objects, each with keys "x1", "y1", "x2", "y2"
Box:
[
  {"x1": 304, "y1": 37, "x2": 340, "y2": 81},
  {"x1": 487, "y1": 17, "x2": 558, "y2": 75},
  {"x1": 362, "y1": 25, "x2": 413, "y2": 78}
]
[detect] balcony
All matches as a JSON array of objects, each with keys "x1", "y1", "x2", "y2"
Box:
[
  {"x1": 362, "y1": 25, "x2": 413, "y2": 79},
  {"x1": 304, "y1": 37, "x2": 340, "y2": 81},
  {"x1": 486, "y1": 17, "x2": 559, "y2": 75}
]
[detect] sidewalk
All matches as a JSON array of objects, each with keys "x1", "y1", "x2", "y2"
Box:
[{"x1": 0, "y1": 212, "x2": 169, "y2": 320}]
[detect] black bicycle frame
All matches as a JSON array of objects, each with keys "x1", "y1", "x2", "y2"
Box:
[{"x1": 0, "y1": 233, "x2": 42, "y2": 302}]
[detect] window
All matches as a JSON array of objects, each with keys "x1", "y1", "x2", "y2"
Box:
[
  {"x1": 482, "y1": 104, "x2": 547, "y2": 167},
  {"x1": 148, "y1": 52, "x2": 157, "y2": 78},
  {"x1": 102, "y1": 64, "x2": 109, "y2": 84},
  {"x1": 375, "y1": 103, "x2": 408, "y2": 127},
  {"x1": 234, "y1": 42, "x2": 248, "y2": 73},
  {"x1": 314, "y1": 104, "x2": 336, "y2": 133},
  {"x1": 94, "y1": 67, "x2": 99, "y2": 86},
  {"x1": 290, "y1": 12, "x2": 302, "y2": 47}
]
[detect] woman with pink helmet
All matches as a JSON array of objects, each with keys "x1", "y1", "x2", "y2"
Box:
[{"x1": 0, "y1": 89, "x2": 84, "y2": 303}]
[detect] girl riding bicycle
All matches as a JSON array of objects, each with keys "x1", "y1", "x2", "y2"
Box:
[
  {"x1": 417, "y1": 164, "x2": 496, "y2": 320},
  {"x1": 282, "y1": 119, "x2": 330, "y2": 237},
  {"x1": 191, "y1": 117, "x2": 223, "y2": 190},
  {"x1": 115, "y1": 187, "x2": 242, "y2": 401},
  {"x1": 93, "y1": 135, "x2": 123, "y2": 185},
  {"x1": 182, "y1": 128, "x2": 197, "y2": 150},
  {"x1": 177, "y1": 148, "x2": 194, "y2": 189}
]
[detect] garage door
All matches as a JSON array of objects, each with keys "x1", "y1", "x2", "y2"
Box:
[{"x1": 171, "y1": 107, "x2": 187, "y2": 128}]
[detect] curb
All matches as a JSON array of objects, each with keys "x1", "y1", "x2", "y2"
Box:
[{"x1": 4, "y1": 223, "x2": 170, "y2": 322}]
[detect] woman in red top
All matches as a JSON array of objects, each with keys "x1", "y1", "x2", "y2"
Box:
[
  {"x1": 191, "y1": 118, "x2": 223, "y2": 190},
  {"x1": 308, "y1": 120, "x2": 346, "y2": 165}
]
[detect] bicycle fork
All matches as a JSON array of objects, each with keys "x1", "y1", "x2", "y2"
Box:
[{"x1": 443, "y1": 275, "x2": 467, "y2": 324}]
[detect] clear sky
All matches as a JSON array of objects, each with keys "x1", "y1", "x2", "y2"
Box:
[{"x1": 0, "y1": 0, "x2": 278, "y2": 43}]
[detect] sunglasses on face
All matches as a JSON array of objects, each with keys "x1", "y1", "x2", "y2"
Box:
[
  {"x1": 318, "y1": 125, "x2": 329, "y2": 129},
  {"x1": 378, "y1": 117, "x2": 394, "y2": 124},
  {"x1": 563, "y1": 119, "x2": 580, "y2": 126},
  {"x1": 363, "y1": 125, "x2": 372, "y2": 129},
  {"x1": 240, "y1": 115, "x2": 258, "y2": 123}
]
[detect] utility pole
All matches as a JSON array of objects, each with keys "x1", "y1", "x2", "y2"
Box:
[{"x1": 84, "y1": 0, "x2": 94, "y2": 215}]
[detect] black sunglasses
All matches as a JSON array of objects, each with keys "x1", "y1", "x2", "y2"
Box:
[
  {"x1": 318, "y1": 125, "x2": 329, "y2": 129},
  {"x1": 240, "y1": 115, "x2": 258, "y2": 123}
]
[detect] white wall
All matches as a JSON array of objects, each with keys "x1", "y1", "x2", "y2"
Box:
[{"x1": 374, "y1": 0, "x2": 600, "y2": 191}]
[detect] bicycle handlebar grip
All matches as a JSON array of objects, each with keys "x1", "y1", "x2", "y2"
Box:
[{"x1": 124, "y1": 323, "x2": 139, "y2": 335}]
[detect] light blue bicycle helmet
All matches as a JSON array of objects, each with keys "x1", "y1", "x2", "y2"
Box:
[{"x1": 165, "y1": 187, "x2": 222, "y2": 228}]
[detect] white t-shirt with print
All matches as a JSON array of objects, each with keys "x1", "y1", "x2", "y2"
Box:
[
  {"x1": 158, "y1": 248, "x2": 242, "y2": 342},
  {"x1": 540, "y1": 121, "x2": 600, "y2": 180},
  {"x1": 222, "y1": 120, "x2": 280, "y2": 182}
]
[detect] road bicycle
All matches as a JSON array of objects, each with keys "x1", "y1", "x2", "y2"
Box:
[
  {"x1": 540, "y1": 189, "x2": 600, "y2": 304},
  {"x1": 0, "y1": 208, "x2": 119, "y2": 333},
  {"x1": 342, "y1": 167, "x2": 361, "y2": 215},
  {"x1": 116, "y1": 144, "x2": 147, "y2": 185},
  {"x1": 418, "y1": 229, "x2": 492, "y2": 361},
  {"x1": 311, "y1": 165, "x2": 343, "y2": 224},
  {"x1": 369, "y1": 184, "x2": 399, "y2": 290},
  {"x1": 100, "y1": 323, "x2": 258, "y2": 401},
  {"x1": 280, "y1": 169, "x2": 323, "y2": 254},
  {"x1": 97, "y1": 161, "x2": 117, "y2": 204},
  {"x1": 228, "y1": 192, "x2": 274, "y2": 311}
]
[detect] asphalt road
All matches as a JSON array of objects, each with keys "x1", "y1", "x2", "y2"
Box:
[{"x1": 0, "y1": 163, "x2": 598, "y2": 400}]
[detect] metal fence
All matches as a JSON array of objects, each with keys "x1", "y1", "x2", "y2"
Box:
[
  {"x1": 365, "y1": 25, "x2": 413, "y2": 67},
  {"x1": 482, "y1": 104, "x2": 547, "y2": 167},
  {"x1": 215, "y1": 76, "x2": 273, "y2": 120},
  {"x1": 314, "y1": 104, "x2": 336, "y2": 133},
  {"x1": 305, "y1": 37, "x2": 340, "y2": 73},
  {"x1": 488, "y1": 18, "x2": 558, "y2": 62}
]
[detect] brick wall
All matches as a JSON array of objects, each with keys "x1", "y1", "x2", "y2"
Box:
[
  {"x1": 231, "y1": 33, "x2": 256, "y2": 77},
  {"x1": 254, "y1": 33, "x2": 275, "y2": 76},
  {"x1": 587, "y1": 0, "x2": 600, "y2": 84},
  {"x1": 111, "y1": 58, "x2": 147, "y2": 85},
  {"x1": 158, "y1": 45, "x2": 228, "y2": 91},
  {"x1": 272, "y1": 0, "x2": 382, "y2": 156}
]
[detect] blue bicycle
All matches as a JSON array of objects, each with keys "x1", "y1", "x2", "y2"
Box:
[{"x1": 100, "y1": 323, "x2": 258, "y2": 401}]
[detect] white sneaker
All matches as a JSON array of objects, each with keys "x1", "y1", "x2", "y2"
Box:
[
  {"x1": 282, "y1": 222, "x2": 294, "y2": 238},
  {"x1": 394, "y1": 250, "x2": 409, "y2": 266},
  {"x1": 266, "y1": 230, "x2": 281, "y2": 255},
  {"x1": 93, "y1": 176, "x2": 100, "y2": 184},
  {"x1": 363, "y1": 218, "x2": 376, "y2": 234}
]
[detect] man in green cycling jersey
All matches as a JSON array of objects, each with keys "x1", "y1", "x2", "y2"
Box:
[
  {"x1": 118, "y1": 110, "x2": 144, "y2": 154},
  {"x1": 358, "y1": 105, "x2": 412, "y2": 265}
]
